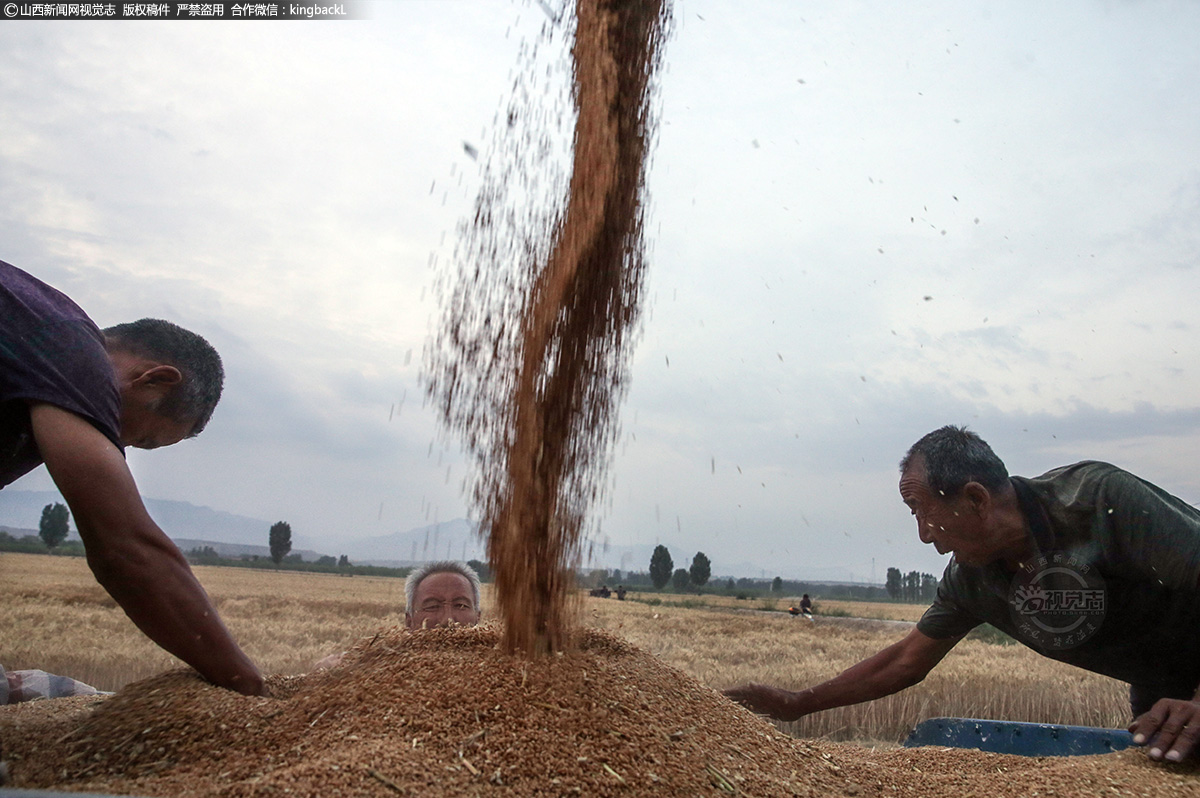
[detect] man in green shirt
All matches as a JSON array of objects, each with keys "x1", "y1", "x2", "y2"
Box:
[{"x1": 726, "y1": 425, "x2": 1200, "y2": 763}]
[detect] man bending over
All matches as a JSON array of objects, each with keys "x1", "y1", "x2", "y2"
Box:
[
  {"x1": 727, "y1": 425, "x2": 1200, "y2": 763},
  {"x1": 1, "y1": 259, "x2": 264, "y2": 696}
]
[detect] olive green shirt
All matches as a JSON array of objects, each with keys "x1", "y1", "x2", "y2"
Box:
[{"x1": 918, "y1": 461, "x2": 1200, "y2": 692}]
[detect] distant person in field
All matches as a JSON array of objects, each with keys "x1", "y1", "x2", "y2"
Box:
[
  {"x1": 799, "y1": 594, "x2": 813, "y2": 620},
  {"x1": 726, "y1": 425, "x2": 1200, "y2": 764},
  {"x1": 0, "y1": 259, "x2": 264, "y2": 697},
  {"x1": 313, "y1": 561, "x2": 482, "y2": 670}
]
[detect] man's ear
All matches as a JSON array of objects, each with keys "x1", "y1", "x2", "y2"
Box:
[
  {"x1": 132, "y1": 364, "x2": 183, "y2": 388},
  {"x1": 961, "y1": 481, "x2": 992, "y2": 517}
]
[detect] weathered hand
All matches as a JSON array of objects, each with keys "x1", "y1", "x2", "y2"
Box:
[
  {"x1": 1130, "y1": 697, "x2": 1200, "y2": 763},
  {"x1": 723, "y1": 683, "x2": 801, "y2": 722}
]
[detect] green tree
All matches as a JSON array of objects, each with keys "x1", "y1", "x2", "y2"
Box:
[
  {"x1": 671, "y1": 567, "x2": 690, "y2": 591},
  {"x1": 187, "y1": 546, "x2": 220, "y2": 563},
  {"x1": 337, "y1": 554, "x2": 351, "y2": 568},
  {"x1": 268, "y1": 521, "x2": 292, "y2": 566},
  {"x1": 771, "y1": 576, "x2": 783, "y2": 593},
  {"x1": 689, "y1": 551, "x2": 711, "y2": 588},
  {"x1": 467, "y1": 559, "x2": 492, "y2": 581},
  {"x1": 38, "y1": 502, "x2": 70, "y2": 551},
  {"x1": 886, "y1": 567, "x2": 903, "y2": 600},
  {"x1": 904, "y1": 570, "x2": 921, "y2": 602},
  {"x1": 921, "y1": 572, "x2": 938, "y2": 601},
  {"x1": 649, "y1": 544, "x2": 673, "y2": 589}
]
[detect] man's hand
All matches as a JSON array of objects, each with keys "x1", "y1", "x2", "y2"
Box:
[
  {"x1": 725, "y1": 629, "x2": 961, "y2": 726},
  {"x1": 30, "y1": 402, "x2": 266, "y2": 697},
  {"x1": 1130, "y1": 698, "x2": 1200, "y2": 763},
  {"x1": 724, "y1": 684, "x2": 803, "y2": 721}
]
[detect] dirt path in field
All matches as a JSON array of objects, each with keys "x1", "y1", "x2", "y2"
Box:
[
  {"x1": 808, "y1": 615, "x2": 916, "y2": 631},
  {"x1": 723, "y1": 604, "x2": 917, "y2": 630},
  {"x1": 619, "y1": 598, "x2": 918, "y2": 631}
]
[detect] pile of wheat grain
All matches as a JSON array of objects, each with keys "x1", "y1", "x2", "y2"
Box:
[{"x1": 2, "y1": 625, "x2": 1196, "y2": 797}]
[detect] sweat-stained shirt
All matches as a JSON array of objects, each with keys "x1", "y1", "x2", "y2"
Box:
[
  {"x1": 0, "y1": 260, "x2": 123, "y2": 488},
  {"x1": 917, "y1": 461, "x2": 1200, "y2": 694}
]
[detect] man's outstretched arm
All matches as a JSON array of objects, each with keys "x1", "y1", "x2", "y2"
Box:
[
  {"x1": 30, "y1": 402, "x2": 266, "y2": 696},
  {"x1": 724, "y1": 627, "x2": 962, "y2": 721}
]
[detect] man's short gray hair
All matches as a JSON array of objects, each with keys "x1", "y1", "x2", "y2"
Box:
[
  {"x1": 405, "y1": 561, "x2": 482, "y2": 612},
  {"x1": 103, "y1": 318, "x2": 224, "y2": 436},
  {"x1": 900, "y1": 424, "x2": 1009, "y2": 497}
]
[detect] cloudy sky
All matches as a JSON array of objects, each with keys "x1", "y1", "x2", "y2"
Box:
[{"x1": 2, "y1": 0, "x2": 1198, "y2": 581}]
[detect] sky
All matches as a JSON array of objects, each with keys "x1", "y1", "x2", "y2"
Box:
[{"x1": 2, "y1": 0, "x2": 1199, "y2": 582}]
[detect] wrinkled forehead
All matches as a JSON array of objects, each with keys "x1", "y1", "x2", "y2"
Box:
[
  {"x1": 413, "y1": 571, "x2": 475, "y2": 605},
  {"x1": 899, "y1": 456, "x2": 931, "y2": 494},
  {"x1": 902, "y1": 458, "x2": 936, "y2": 501}
]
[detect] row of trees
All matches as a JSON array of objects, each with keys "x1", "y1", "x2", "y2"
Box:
[
  {"x1": 269, "y1": 521, "x2": 356, "y2": 570},
  {"x1": 648, "y1": 546, "x2": 940, "y2": 603},
  {"x1": 32, "y1": 504, "x2": 938, "y2": 604},
  {"x1": 648, "y1": 545, "x2": 711, "y2": 590},
  {"x1": 31, "y1": 507, "x2": 319, "y2": 571},
  {"x1": 885, "y1": 567, "x2": 939, "y2": 602}
]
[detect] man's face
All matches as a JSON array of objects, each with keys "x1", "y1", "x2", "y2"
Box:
[
  {"x1": 899, "y1": 457, "x2": 993, "y2": 566},
  {"x1": 113, "y1": 356, "x2": 194, "y2": 450},
  {"x1": 406, "y1": 571, "x2": 480, "y2": 630},
  {"x1": 118, "y1": 396, "x2": 194, "y2": 450}
]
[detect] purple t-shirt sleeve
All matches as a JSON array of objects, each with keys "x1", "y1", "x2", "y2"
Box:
[
  {"x1": 1, "y1": 318, "x2": 121, "y2": 441},
  {"x1": 0, "y1": 262, "x2": 122, "y2": 485}
]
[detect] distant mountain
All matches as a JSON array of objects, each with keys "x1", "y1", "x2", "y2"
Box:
[
  {"x1": 0, "y1": 490, "x2": 874, "y2": 582},
  {"x1": 340, "y1": 524, "x2": 658, "y2": 571},
  {"x1": 172, "y1": 539, "x2": 324, "y2": 562},
  {"x1": 0, "y1": 490, "x2": 482, "y2": 566},
  {"x1": 337, "y1": 518, "x2": 486, "y2": 565},
  {"x1": 0, "y1": 490, "x2": 278, "y2": 546},
  {"x1": 579, "y1": 539, "x2": 658, "y2": 573},
  {"x1": 340, "y1": 523, "x2": 865, "y2": 580}
]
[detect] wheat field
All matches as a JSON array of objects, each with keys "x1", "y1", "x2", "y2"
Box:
[{"x1": 0, "y1": 552, "x2": 1128, "y2": 743}]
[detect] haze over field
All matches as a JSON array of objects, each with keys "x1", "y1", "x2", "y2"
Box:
[{"x1": 1, "y1": 1, "x2": 1198, "y2": 581}]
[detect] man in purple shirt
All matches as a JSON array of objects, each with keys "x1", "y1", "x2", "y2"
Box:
[{"x1": 0, "y1": 259, "x2": 264, "y2": 697}]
